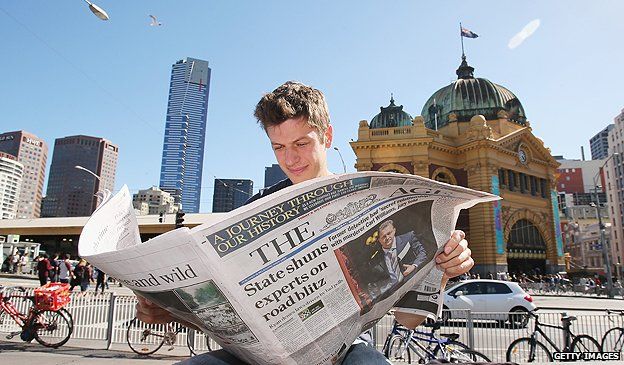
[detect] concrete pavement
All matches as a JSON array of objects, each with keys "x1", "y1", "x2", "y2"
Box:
[{"x1": 0, "y1": 340, "x2": 184, "y2": 365}]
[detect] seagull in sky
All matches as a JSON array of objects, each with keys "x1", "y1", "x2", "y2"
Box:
[{"x1": 149, "y1": 15, "x2": 162, "y2": 26}]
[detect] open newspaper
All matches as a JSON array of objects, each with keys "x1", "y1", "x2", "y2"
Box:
[{"x1": 79, "y1": 172, "x2": 498, "y2": 365}]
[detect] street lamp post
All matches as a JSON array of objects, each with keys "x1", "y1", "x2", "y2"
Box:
[
  {"x1": 75, "y1": 165, "x2": 104, "y2": 212},
  {"x1": 591, "y1": 153, "x2": 619, "y2": 298},
  {"x1": 333, "y1": 147, "x2": 347, "y2": 174},
  {"x1": 83, "y1": 0, "x2": 110, "y2": 21}
]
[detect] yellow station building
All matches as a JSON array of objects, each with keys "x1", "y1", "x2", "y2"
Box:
[{"x1": 350, "y1": 56, "x2": 565, "y2": 275}]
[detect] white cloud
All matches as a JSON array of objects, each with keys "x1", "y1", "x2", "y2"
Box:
[{"x1": 508, "y1": 19, "x2": 541, "y2": 50}]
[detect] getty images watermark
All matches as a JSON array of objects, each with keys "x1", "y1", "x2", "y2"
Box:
[{"x1": 553, "y1": 352, "x2": 621, "y2": 361}]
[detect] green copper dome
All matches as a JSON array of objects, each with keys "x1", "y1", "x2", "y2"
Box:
[
  {"x1": 370, "y1": 95, "x2": 413, "y2": 129},
  {"x1": 421, "y1": 56, "x2": 527, "y2": 130}
]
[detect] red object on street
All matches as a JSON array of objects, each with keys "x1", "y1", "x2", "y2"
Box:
[{"x1": 34, "y1": 283, "x2": 71, "y2": 311}]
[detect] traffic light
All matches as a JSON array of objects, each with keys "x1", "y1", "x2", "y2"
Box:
[
  {"x1": 159, "y1": 212, "x2": 164, "y2": 223},
  {"x1": 175, "y1": 211, "x2": 186, "y2": 229}
]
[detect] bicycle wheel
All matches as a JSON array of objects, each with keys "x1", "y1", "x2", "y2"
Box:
[
  {"x1": 58, "y1": 308, "x2": 74, "y2": 328},
  {"x1": 507, "y1": 337, "x2": 552, "y2": 362},
  {"x1": 187, "y1": 330, "x2": 212, "y2": 355},
  {"x1": 32, "y1": 309, "x2": 73, "y2": 348},
  {"x1": 571, "y1": 334, "x2": 601, "y2": 353},
  {"x1": 601, "y1": 327, "x2": 624, "y2": 354},
  {"x1": 126, "y1": 317, "x2": 165, "y2": 355},
  {"x1": 384, "y1": 334, "x2": 411, "y2": 363},
  {"x1": 448, "y1": 348, "x2": 491, "y2": 363}
]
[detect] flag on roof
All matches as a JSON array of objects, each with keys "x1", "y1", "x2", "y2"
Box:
[{"x1": 461, "y1": 27, "x2": 479, "y2": 38}]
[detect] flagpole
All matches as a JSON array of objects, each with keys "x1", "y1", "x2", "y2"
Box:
[{"x1": 460, "y1": 22, "x2": 465, "y2": 58}]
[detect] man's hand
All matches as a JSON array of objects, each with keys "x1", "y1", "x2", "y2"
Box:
[
  {"x1": 136, "y1": 296, "x2": 176, "y2": 324},
  {"x1": 402, "y1": 264, "x2": 417, "y2": 277},
  {"x1": 135, "y1": 296, "x2": 201, "y2": 331},
  {"x1": 436, "y1": 230, "x2": 473, "y2": 281}
]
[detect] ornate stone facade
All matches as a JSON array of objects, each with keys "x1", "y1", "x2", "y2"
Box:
[{"x1": 350, "y1": 60, "x2": 564, "y2": 275}]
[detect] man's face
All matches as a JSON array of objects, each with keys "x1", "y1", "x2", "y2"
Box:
[
  {"x1": 266, "y1": 117, "x2": 333, "y2": 184},
  {"x1": 378, "y1": 224, "x2": 396, "y2": 249}
]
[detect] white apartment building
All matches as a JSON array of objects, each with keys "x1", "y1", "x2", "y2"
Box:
[{"x1": 0, "y1": 152, "x2": 24, "y2": 220}]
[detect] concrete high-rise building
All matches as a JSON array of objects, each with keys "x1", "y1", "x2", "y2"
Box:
[
  {"x1": 604, "y1": 109, "x2": 624, "y2": 281},
  {"x1": 212, "y1": 178, "x2": 253, "y2": 213},
  {"x1": 132, "y1": 186, "x2": 181, "y2": 216},
  {"x1": 159, "y1": 57, "x2": 211, "y2": 213},
  {"x1": 590, "y1": 124, "x2": 614, "y2": 160},
  {"x1": 0, "y1": 152, "x2": 23, "y2": 220},
  {"x1": 42, "y1": 135, "x2": 118, "y2": 217},
  {"x1": 0, "y1": 131, "x2": 48, "y2": 218},
  {"x1": 264, "y1": 164, "x2": 287, "y2": 188}
]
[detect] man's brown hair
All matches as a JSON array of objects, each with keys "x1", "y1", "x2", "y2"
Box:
[{"x1": 254, "y1": 81, "x2": 330, "y2": 141}]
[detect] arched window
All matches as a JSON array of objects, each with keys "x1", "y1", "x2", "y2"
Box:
[
  {"x1": 508, "y1": 219, "x2": 545, "y2": 249},
  {"x1": 434, "y1": 172, "x2": 452, "y2": 184}
]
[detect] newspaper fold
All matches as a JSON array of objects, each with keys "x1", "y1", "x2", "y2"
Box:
[{"x1": 79, "y1": 172, "x2": 499, "y2": 365}]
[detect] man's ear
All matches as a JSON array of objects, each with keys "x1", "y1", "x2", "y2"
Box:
[{"x1": 324, "y1": 124, "x2": 333, "y2": 148}]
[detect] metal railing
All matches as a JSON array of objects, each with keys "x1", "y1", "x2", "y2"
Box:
[{"x1": 2, "y1": 291, "x2": 623, "y2": 362}]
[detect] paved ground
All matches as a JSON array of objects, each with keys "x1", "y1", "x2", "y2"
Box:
[{"x1": 0, "y1": 341, "x2": 183, "y2": 365}]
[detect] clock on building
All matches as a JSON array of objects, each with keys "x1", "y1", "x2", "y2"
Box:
[{"x1": 518, "y1": 148, "x2": 528, "y2": 164}]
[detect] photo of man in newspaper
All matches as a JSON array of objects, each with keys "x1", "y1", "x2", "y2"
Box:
[{"x1": 334, "y1": 201, "x2": 436, "y2": 313}]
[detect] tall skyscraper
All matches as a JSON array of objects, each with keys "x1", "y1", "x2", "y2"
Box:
[
  {"x1": 0, "y1": 152, "x2": 23, "y2": 220},
  {"x1": 159, "y1": 57, "x2": 211, "y2": 213},
  {"x1": 264, "y1": 164, "x2": 287, "y2": 188},
  {"x1": 0, "y1": 131, "x2": 48, "y2": 218},
  {"x1": 42, "y1": 135, "x2": 118, "y2": 217},
  {"x1": 212, "y1": 178, "x2": 253, "y2": 213},
  {"x1": 590, "y1": 124, "x2": 614, "y2": 160}
]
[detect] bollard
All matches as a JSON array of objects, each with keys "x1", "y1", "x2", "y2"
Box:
[
  {"x1": 105, "y1": 292, "x2": 116, "y2": 350},
  {"x1": 465, "y1": 310, "x2": 474, "y2": 349}
]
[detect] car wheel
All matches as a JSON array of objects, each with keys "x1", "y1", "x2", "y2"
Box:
[{"x1": 509, "y1": 307, "x2": 529, "y2": 328}]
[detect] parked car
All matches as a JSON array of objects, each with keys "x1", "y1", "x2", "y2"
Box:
[{"x1": 442, "y1": 279, "x2": 537, "y2": 327}]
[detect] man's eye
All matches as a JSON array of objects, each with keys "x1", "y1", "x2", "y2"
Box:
[
  {"x1": 273, "y1": 145, "x2": 283, "y2": 151},
  {"x1": 296, "y1": 143, "x2": 308, "y2": 147}
]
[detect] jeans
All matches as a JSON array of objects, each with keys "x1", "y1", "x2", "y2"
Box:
[{"x1": 174, "y1": 342, "x2": 392, "y2": 365}]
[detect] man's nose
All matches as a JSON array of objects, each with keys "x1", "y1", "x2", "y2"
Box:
[{"x1": 285, "y1": 147, "x2": 299, "y2": 166}]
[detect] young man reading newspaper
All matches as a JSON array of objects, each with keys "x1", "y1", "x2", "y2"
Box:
[{"x1": 137, "y1": 81, "x2": 474, "y2": 364}]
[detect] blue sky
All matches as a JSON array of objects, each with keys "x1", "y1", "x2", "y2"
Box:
[{"x1": 2, "y1": 1, "x2": 623, "y2": 212}]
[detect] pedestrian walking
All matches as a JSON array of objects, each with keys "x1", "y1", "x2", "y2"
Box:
[
  {"x1": 70, "y1": 259, "x2": 93, "y2": 295},
  {"x1": 36, "y1": 254, "x2": 52, "y2": 286},
  {"x1": 95, "y1": 267, "x2": 107, "y2": 295},
  {"x1": 58, "y1": 254, "x2": 73, "y2": 284},
  {"x1": 49, "y1": 253, "x2": 61, "y2": 282}
]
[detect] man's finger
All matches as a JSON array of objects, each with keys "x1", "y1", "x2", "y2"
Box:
[
  {"x1": 443, "y1": 230, "x2": 464, "y2": 254},
  {"x1": 442, "y1": 257, "x2": 474, "y2": 279},
  {"x1": 438, "y1": 248, "x2": 471, "y2": 269},
  {"x1": 437, "y1": 239, "x2": 468, "y2": 263}
]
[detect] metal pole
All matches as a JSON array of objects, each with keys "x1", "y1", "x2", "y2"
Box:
[
  {"x1": 593, "y1": 184, "x2": 614, "y2": 299},
  {"x1": 105, "y1": 292, "x2": 116, "y2": 350},
  {"x1": 333, "y1": 147, "x2": 347, "y2": 174}
]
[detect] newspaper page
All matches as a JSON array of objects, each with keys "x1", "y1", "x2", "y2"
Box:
[{"x1": 79, "y1": 172, "x2": 499, "y2": 365}]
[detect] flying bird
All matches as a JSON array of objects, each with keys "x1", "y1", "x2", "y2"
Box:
[
  {"x1": 149, "y1": 15, "x2": 162, "y2": 26},
  {"x1": 508, "y1": 19, "x2": 540, "y2": 49}
]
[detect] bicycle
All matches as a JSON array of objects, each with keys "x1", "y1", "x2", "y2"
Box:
[
  {"x1": 507, "y1": 311, "x2": 600, "y2": 362},
  {"x1": 126, "y1": 316, "x2": 212, "y2": 356},
  {"x1": 0, "y1": 285, "x2": 73, "y2": 348},
  {"x1": 383, "y1": 319, "x2": 491, "y2": 363},
  {"x1": 601, "y1": 309, "x2": 624, "y2": 355}
]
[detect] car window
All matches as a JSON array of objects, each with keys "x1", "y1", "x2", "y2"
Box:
[
  {"x1": 449, "y1": 284, "x2": 466, "y2": 296},
  {"x1": 485, "y1": 282, "x2": 512, "y2": 294},
  {"x1": 461, "y1": 282, "x2": 484, "y2": 295}
]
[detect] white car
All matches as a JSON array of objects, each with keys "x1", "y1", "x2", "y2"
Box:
[{"x1": 442, "y1": 279, "x2": 537, "y2": 327}]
